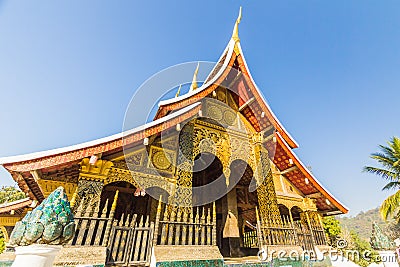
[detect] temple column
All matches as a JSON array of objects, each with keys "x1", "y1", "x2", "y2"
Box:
[
  {"x1": 252, "y1": 133, "x2": 282, "y2": 226},
  {"x1": 170, "y1": 123, "x2": 194, "y2": 210},
  {"x1": 221, "y1": 188, "x2": 242, "y2": 257}
]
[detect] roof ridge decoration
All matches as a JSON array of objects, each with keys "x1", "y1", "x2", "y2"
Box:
[
  {"x1": 232, "y1": 6, "x2": 242, "y2": 43},
  {"x1": 189, "y1": 62, "x2": 200, "y2": 91},
  {"x1": 156, "y1": 8, "x2": 299, "y2": 148},
  {"x1": 175, "y1": 84, "x2": 182, "y2": 98}
]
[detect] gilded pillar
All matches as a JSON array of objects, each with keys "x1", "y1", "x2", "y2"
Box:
[
  {"x1": 303, "y1": 197, "x2": 328, "y2": 246},
  {"x1": 302, "y1": 198, "x2": 322, "y2": 246},
  {"x1": 171, "y1": 123, "x2": 194, "y2": 209},
  {"x1": 252, "y1": 133, "x2": 282, "y2": 226}
]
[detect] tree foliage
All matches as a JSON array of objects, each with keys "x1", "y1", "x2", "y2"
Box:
[
  {"x1": 322, "y1": 216, "x2": 341, "y2": 246},
  {"x1": 384, "y1": 220, "x2": 400, "y2": 241},
  {"x1": 0, "y1": 186, "x2": 25, "y2": 254},
  {"x1": 364, "y1": 137, "x2": 400, "y2": 221},
  {"x1": 0, "y1": 230, "x2": 5, "y2": 254},
  {"x1": 347, "y1": 231, "x2": 381, "y2": 267},
  {"x1": 0, "y1": 186, "x2": 26, "y2": 205},
  {"x1": 323, "y1": 216, "x2": 381, "y2": 267}
]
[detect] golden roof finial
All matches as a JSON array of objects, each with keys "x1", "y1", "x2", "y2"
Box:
[
  {"x1": 189, "y1": 62, "x2": 200, "y2": 91},
  {"x1": 175, "y1": 84, "x2": 182, "y2": 97},
  {"x1": 232, "y1": 6, "x2": 242, "y2": 42}
]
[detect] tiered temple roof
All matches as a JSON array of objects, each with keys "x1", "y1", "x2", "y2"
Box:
[{"x1": 0, "y1": 9, "x2": 347, "y2": 216}]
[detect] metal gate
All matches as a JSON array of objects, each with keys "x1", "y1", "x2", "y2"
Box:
[{"x1": 106, "y1": 215, "x2": 154, "y2": 266}]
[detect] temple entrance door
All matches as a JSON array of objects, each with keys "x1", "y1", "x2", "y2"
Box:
[
  {"x1": 230, "y1": 160, "x2": 258, "y2": 257},
  {"x1": 192, "y1": 153, "x2": 228, "y2": 255},
  {"x1": 100, "y1": 181, "x2": 154, "y2": 266},
  {"x1": 192, "y1": 155, "x2": 258, "y2": 257},
  {"x1": 99, "y1": 181, "x2": 150, "y2": 221}
]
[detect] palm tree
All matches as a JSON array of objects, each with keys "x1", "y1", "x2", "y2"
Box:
[{"x1": 364, "y1": 137, "x2": 400, "y2": 221}]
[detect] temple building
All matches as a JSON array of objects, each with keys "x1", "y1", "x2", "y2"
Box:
[{"x1": 0, "y1": 9, "x2": 347, "y2": 267}]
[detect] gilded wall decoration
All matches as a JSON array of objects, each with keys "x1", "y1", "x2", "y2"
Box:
[
  {"x1": 37, "y1": 179, "x2": 77, "y2": 199},
  {"x1": 80, "y1": 158, "x2": 113, "y2": 180},
  {"x1": 302, "y1": 197, "x2": 318, "y2": 212},
  {"x1": 73, "y1": 179, "x2": 104, "y2": 212},
  {"x1": 277, "y1": 197, "x2": 303, "y2": 211},
  {"x1": 125, "y1": 151, "x2": 144, "y2": 166},
  {"x1": 192, "y1": 123, "x2": 231, "y2": 179},
  {"x1": 106, "y1": 167, "x2": 140, "y2": 187},
  {"x1": 229, "y1": 135, "x2": 255, "y2": 171},
  {"x1": 203, "y1": 99, "x2": 242, "y2": 129},
  {"x1": 148, "y1": 146, "x2": 176, "y2": 174},
  {"x1": 105, "y1": 167, "x2": 172, "y2": 193}
]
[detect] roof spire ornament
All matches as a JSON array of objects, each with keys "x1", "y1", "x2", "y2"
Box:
[
  {"x1": 189, "y1": 62, "x2": 200, "y2": 91},
  {"x1": 232, "y1": 6, "x2": 242, "y2": 42},
  {"x1": 175, "y1": 84, "x2": 182, "y2": 97}
]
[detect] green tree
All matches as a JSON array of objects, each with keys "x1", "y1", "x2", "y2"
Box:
[
  {"x1": 0, "y1": 186, "x2": 25, "y2": 254},
  {"x1": 322, "y1": 216, "x2": 341, "y2": 246},
  {"x1": 323, "y1": 217, "x2": 381, "y2": 267},
  {"x1": 0, "y1": 186, "x2": 25, "y2": 205},
  {"x1": 384, "y1": 220, "x2": 400, "y2": 241},
  {"x1": 347, "y1": 231, "x2": 380, "y2": 267},
  {"x1": 364, "y1": 137, "x2": 400, "y2": 221}
]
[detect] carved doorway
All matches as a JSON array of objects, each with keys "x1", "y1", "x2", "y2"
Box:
[
  {"x1": 192, "y1": 153, "x2": 227, "y2": 254},
  {"x1": 99, "y1": 181, "x2": 150, "y2": 222},
  {"x1": 230, "y1": 160, "x2": 259, "y2": 257}
]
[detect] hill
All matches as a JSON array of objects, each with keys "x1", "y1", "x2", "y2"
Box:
[{"x1": 337, "y1": 207, "x2": 387, "y2": 241}]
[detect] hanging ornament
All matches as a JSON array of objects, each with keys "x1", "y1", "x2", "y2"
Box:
[
  {"x1": 140, "y1": 189, "x2": 146, "y2": 196},
  {"x1": 134, "y1": 188, "x2": 140, "y2": 197}
]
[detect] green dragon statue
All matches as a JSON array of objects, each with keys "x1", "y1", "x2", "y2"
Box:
[{"x1": 8, "y1": 187, "x2": 75, "y2": 246}]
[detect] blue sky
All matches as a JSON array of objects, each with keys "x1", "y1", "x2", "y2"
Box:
[{"x1": 0, "y1": 1, "x2": 399, "y2": 216}]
